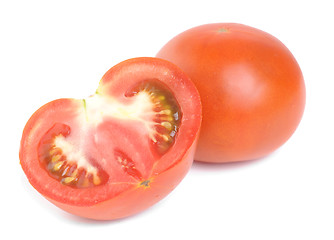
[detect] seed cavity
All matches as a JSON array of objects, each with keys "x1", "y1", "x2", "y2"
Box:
[
  {"x1": 38, "y1": 123, "x2": 108, "y2": 189},
  {"x1": 125, "y1": 80, "x2": 182, "y2": 155},
  {"x1": 44, "y1": 142, "x2": 107, "y2": 188},
  {"x1": 114, "y1": 150, "x2": 143, "y2": 181}
]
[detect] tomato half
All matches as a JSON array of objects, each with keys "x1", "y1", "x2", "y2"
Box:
[
  {"x1": 19, "y1": 57, "x2": 201, "y2": 220},
  {"x1": 157, "y1": 23, "x2": 306, "y2": 163}
]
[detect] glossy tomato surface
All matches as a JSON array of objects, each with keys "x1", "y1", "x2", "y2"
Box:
[
  {"x1": 157, "y1": 23, "x2": 306, "y2": 163},
  {"x1": 20, "y1": 57, "x2": 201, "y2": 220}
]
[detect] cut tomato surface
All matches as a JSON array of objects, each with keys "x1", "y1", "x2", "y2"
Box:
[{"x1": 20, "y1": 57, "x2": 201, "y2": 220}]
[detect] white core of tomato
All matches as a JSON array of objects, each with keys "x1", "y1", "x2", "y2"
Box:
[
  {"x1": 82, "y1": 93, "x2": 158, "y2": 144},
  {"x1": 84, "y1": 92, "x2": 154, "y2": 125}
]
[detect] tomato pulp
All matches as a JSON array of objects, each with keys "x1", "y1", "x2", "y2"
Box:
[
  {"x1": 157, "y1": 23, "x2": 306, "y2": 163},
  {"x1": 20, "y1": 57, "x2": 201, "y2": 220}
]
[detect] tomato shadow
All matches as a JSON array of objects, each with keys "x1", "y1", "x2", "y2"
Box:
[
  {"x1": 20, "y1": 175, "x2": 114, "y2": 225},
  {"x1": 191, "y1": 150, "x2": 279, "y2": 172},
  {"x1": 49, "y1": 200, "x2": 161, "y2": 225},
  {"x1": 60, "y1": 212, "x2": 125, "y2": 225}
]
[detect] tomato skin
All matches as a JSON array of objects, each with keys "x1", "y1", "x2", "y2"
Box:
[
  {"x1": 20, "y1": 57, "x2": 201, "y2": 220},
  {"x1": 157, "y1": 23, "x2": 306, "y2": 163}
]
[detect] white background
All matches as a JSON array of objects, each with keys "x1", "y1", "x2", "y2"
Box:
[{"x1": 1, "y1": 0, "x2": 333, "y2": 239}]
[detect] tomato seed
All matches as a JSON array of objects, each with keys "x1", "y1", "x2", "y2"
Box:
[
  {"x1": 161, "y1": 122, "x2": 172, "y2": 130},
  {"x1": 53, "y1": 161, "x2": 64, "y2": 171},
  {"x1": 93, "y1": 175, "x2": 101, "y2": 185},
  {"x1": 62, "y1": 176, "x2": 76, "y2": 184},
  {"x1": 51, "y1": 154, "x2": 61, "y2": 163},
  {"x1": 159, "y1": 109, "x2": 172, "y2": 115}
]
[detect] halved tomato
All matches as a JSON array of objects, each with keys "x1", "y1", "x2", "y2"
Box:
[{"x1": 19, "y1": 57, "x2": 201, "y2": 220}]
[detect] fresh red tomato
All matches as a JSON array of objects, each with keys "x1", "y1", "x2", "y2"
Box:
[
  {"x1": 20, "y1": 57, "x2": 201, "y2": 220},
  {"x1": 157, "y1": 23, "x2": 306, "y2": 163}
]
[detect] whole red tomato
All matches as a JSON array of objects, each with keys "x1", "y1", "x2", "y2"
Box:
[
  {"x1": 157, "y1": 23, "x2": 306, "y2": 163},
  {"x1": 20, "y1": 57, "x2": 201, "y2": 220}
]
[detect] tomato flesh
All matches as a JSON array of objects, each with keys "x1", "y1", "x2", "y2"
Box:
[{"x1": 20, "y1": 57, "x2": 201, "y2": 220}]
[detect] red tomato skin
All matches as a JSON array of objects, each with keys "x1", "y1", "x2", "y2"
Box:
[
  {"x1": 19, "y1": 57, "x2": 202, "y2": 220},
  {"x1": 157, "y1": 23, "x2": 306, "y2": 163}
]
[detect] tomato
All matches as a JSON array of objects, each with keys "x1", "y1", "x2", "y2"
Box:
[
  {"x1": 157, "y1": 23, "x2": 306, "y2": 163},
  {"x1": 19, "y1": 57, "x2": 201, "y2": 220}
]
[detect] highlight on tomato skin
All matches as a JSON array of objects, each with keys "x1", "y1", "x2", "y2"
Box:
[
  {"x1": 157, "y1": 23, "x2": 306, "y2": 163},
  {"x1": 19, "y1": 57, "x2": 202, "y2": 220}
]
